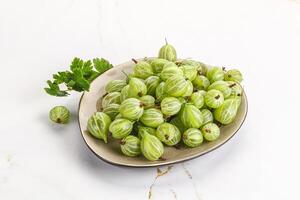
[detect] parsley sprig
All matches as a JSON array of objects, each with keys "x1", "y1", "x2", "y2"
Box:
[{"x1": 45, "y1": 57, "x2": 113, "y2": 96}]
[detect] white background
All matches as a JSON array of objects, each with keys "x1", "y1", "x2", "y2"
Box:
[{"x1": 0, "y1": 0, "x2": 299, "y2": 199}]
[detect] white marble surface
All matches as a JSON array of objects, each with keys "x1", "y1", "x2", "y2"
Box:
[{"x1": 0, "y1": 0, "x2": 300, "y2": 199}]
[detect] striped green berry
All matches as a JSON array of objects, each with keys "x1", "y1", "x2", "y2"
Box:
[
  {"x1": 87, "y1": 112, "x2": 111, "y2": 143},
  {"x1": 109, "y1": 118, "x2": 133, "y2": 139},
  {"x1": 120, "y1": 135, "x2": 141, "y2": 157},
  {"x1": 119, "y1": 98, "x2": 144, "y2": 121},
  {"x1": 140, "y1": 108, "x2": 164, "y2": 128},
  {"x1": 183, "y1": 128, "x2": 203, "y2": 147},
  {"x1": 161, "y1": 97, "x2": 182, "y2": 116},
  {"x1": 141, "y1": 133, "x2": 164, "y2": 161}
]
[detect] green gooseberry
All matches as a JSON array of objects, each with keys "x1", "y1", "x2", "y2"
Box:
[
  {"x1": 160, "y1": 66, "x2": 183, "y2": 81},
  {"x1": 119, "y1": 98, "x2": 144, "y2": 121},
  {"x1": 176, "y1": 59, "x2": 200, "y2": 67},
  {"x1": 201, "y1": 123, "x2": 220, "y2": 141},
  {"x1": 102, "y1": 92, "x2": 121, "y2": 109},
  {"x1": 208, "y1": 81, "x2": 232, "y2": 98},
  {"x1": 109, "y1": 118, "x2": 133, "y2": 139},
  {"x1": 163, "y1": 62, "x2": 177, "y2": 70},
  {"x1": 145, "y1": 76, "x2": 161, "y2": 96},
  {"x1": 105, "y1": 80, "x2": 127, "y2": 93},
  {"x1": 206, "y1": 67, "x2": 225, "y2": 83},
  {"x1": 227, "y1": 81, "x2": 243, "y2": 98},
  {"x1": 128, "y1": 77, "x2": 147, "y2": 98},
  {"x1": 189, "y1": 91, "x2": 204, "y2": 109},
  {"x1": 204, "y1": 89, "x2": 224, "y2": 109},
  {"x1": 165, "y1": 75, "x2": 188, "y2": 97},
  {"x1": 177, "y1": 59, "x2": 207, "y2": 75},
  {"x1": 120, "y1": 85, "x2": 130, "y2": 102},
  {"x1": 133, "y1": 61, "x2": 154, "y2": 79},
  {"x1": 182, "y1": 80, "x2": 193, "y2": 97},
  {"x1": 87, "y1": 112, "x2": 111, "y2": 143},
  {"x1": 180, "y1": 104, "x2": 203, "y2": 128},
  {"x1": 165, "y1": 128, "x2": 181, "y2": 146},
  {"x1": 120, "y1": 135, "x2": 141, "y2": 157},
  {"x1": 192, "y1": 75, "x2": 210, "y2": 90},
  {"x1": 227, "y1": 92, "x2": 242, "y2": 105},
  {"x1": 151, "y1": 58, "x2": 170, "y2": 73},
  {"x1": 182, "y1": 128, "x2": 203, "y2": 147},
  {"x1": 156, "y1": 123, "x2": 181, "y2": 146},
  {"x1": 224, "y1": 69, "x2": 243, "y2": 83},
  {"x1": 201, "y1": 109, "x2": 213, "y2": 125},
  {"x1": 155, "y1": 82, "x2": 168, "y2": 102},
  {"x1": 139, "y1": 95, "x2": 155, "y2": 109},
  {"x1": 49, "y1": 106, "x2": 70, "y2": 124},
  {"x1": 198, "y1": 62, "x2": 208, "y2": 75},
  {"x1": 138, "y1": 125, "x2": 156, "y2": 139},
  {"x1": 164, "y1": 127, "x2": 181, "y2": 146},
  {"x1": 141, "y1": 133, "x2": 164, "y2": 161},
  {"x1": 179, "y1": 65, "x2": 197, "y2": 81},
  {"x1": 214, "y1": 98, "x2": 240, "y2": 125},
  {"x1": 102, "y1": 103, "x2": 120, "y2": 120},
  {"x1": 158, "y1": 40, "x2": 177, "y2": 62},
  {"x1": 161, "y1": 97, "x2": 182, "y2": 116},
  {"x1": 140, "y1": 108, "x2": 164, "y2": 128}
]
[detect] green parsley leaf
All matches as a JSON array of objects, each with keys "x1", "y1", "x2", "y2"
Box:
[
  {"x1": 45, "y1": 57, "x2": 113, "y2": 97},
  {"x1": 93, "y1": 58, "x2": 113, "y2": 74},
  {"x1": 72, "y1": 68, "x2": 90, "y2": 91},
  {"x1": 44, "y1": 80, "x2": 69, "y2": 96},
  {"x1": 70, "y1": 57, "x2": 84, "y2": 72}
]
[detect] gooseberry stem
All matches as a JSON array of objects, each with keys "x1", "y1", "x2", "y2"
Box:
[
  {"x1": 165, "y1": 37, "x2": 168, "y2": 45},
  {"x1": 121, "y1": 70, "x2": 130, "y2": 79},
  {"x1": 155, "y1": 105, "x2": 161, "y2": 109},
  {"x1": 215, "y1": 122, "x2": 223, "y2": 127},
  {"x1": 205, "y1": 128, "x2": 211, "y2": 133},
  {"x1": 163, "y1": 115, "x2": 171, "y2": 121},
  {"x1": 197, "y1": 70, "x2": 203, "y2": 75},
  {"x1": 185, "y1": 96, "x2": 191, "y2": 101},
  {"x1": 160, "y1": 157, "x2": 167, "y2": 161},
  {"x1": 229, "y1": 83, "x2": 236, "y2": 88},
  {"x1": 131, "y1": 58, "x2": 138, "y2": 64}
]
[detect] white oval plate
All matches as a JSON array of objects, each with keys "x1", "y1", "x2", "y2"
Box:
[{"x1": 78, "y1": 59, "x2": 248, "y2": 167}]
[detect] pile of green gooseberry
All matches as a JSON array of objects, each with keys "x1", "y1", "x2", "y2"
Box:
[{"x1": 87, "y1": 41, "x2": 244, "y2": 161}]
